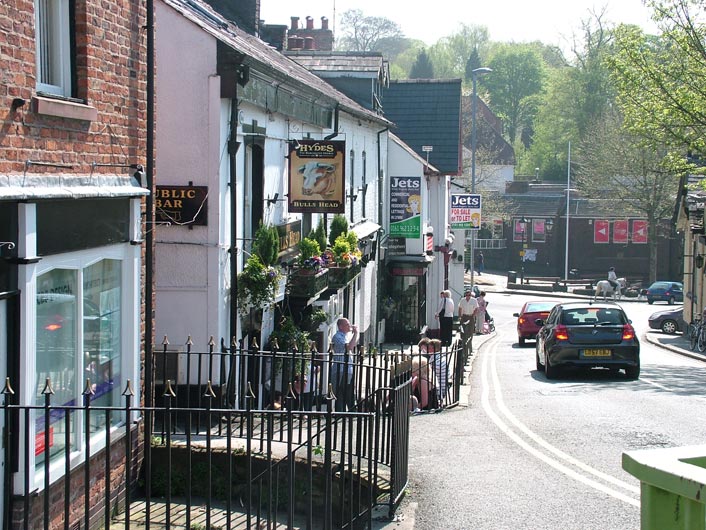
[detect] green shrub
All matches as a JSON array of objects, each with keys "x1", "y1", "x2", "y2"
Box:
[
  {"x1": 328, "y1": 214, "x2": 348, "y2": 247},
  {"x1": 252, "y1": 224, "x2": 280, "y2": 267}
]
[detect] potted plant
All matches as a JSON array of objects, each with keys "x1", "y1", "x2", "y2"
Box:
[
  {"x1": 237, "y1": 254, "x2": 282, "y2": 315},
  {"x1": 297, "y1": 237, "x2": 323, "y2": 273},
  {"x1": 309, "y1": 219, "x2": 328, "y2": 256},
  {"x1": 252, "y1": 223, "x2": 280, "y2": 266},
  {"x1": 328, "y1": 214, "x2": 349, "y2": 247}
]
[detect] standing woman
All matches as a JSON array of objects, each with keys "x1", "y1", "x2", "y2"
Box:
[
  {"x1": 476, "y1": 291, "x2": 488, "y2": 334},
  {"x1": 435, "y1": 290, "x2": 455, "y2": 346}
]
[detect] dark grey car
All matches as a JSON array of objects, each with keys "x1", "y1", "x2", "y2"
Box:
[
  {"x1": 648, "y1": 307, "x2": 685, "y2": 334},
  {"x1": 535, "y1": 302, "x2": 640, "y2": 380}
]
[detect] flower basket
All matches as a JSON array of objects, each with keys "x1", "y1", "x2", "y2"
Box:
[
  {"x1": 288, "y1": 267, "x2": 329, "y2": 298},
  {"x1": 327, "y1": 262, "x2": 361, "y2": 289}
]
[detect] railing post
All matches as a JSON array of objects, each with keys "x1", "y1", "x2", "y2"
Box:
[
  {"x1": 82, "y1": 379, "x2": 95, "y2": 530},
  {"x1": 245, "y1": 382, "x2": 255, "y2": 529},
  {"x1": 203, "y1": 380, "x2": 216, "y2": 530},
  {"x1": 286, "y1": 383, "x2": 296, "y2": 529},
  {"x1": 163, "y1": 379, "x2": 176, "y2": 529},
  {"x1": 41, "y1": 378, "x2": 54, "y2": 530},
  {"x1": 122, "y1": 380, "x2": 135, "y2": 529},
  {"x1": 324, "y1": 384, "x2": 336, "y2": 530},
  {"x1": 2, "y1": 378, "x2": 15, "y2": 530}
]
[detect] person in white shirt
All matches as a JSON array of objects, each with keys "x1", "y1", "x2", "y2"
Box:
[
  {"x1": 435, "y1": 290, "x2": 455, "y2": 346},
  {"x1": 608, "y1": 267, "x2": 618, "y2": 289}
]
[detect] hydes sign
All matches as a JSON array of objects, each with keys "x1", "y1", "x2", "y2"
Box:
[{"x1": 450, "y1": 193, "x2": 482, "y2": 229}]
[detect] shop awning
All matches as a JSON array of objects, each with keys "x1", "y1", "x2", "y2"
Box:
[
  {"x1": 0, "y1": 174, "x2": 150, "y2": 200},
  {"x1": 350, "y1": 220, "x2": 381, "y2": 240}
]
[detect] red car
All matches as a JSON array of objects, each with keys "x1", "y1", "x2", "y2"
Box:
[{"x1": 514, "y1": 301, "x2": 559, "y2": 346}]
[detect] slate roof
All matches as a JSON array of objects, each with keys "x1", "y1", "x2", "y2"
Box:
[
  {"x1": 162, "y1": 0, "x2": 391, "y2": 127},
  {"x1": 382, "y1": 79, "x2": 463, "y2": 176},
  {"x1": 285, "y1": 51, "x2": 389, "y2": 79}
]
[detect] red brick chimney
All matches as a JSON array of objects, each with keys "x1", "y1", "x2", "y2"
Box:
[
  {"x1": 290, "y1": 16, "x2": 299, "y2": 30},
  {"x1": 321, "y1": 16, "x2": 329, "y2": 30},
  {"x1": 306, "y1": 16, "x2": 314, "y2": 29}
]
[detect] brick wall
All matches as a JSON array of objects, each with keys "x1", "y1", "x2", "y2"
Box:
[{"x1": 0, "y1": 0, "x2": 147, "y2": 175}]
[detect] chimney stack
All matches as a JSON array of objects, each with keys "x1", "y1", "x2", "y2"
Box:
[
  {"x1": 306, "y1": 16, "x2": 314, "y2": 29},
  {"x1": 290, "y1": 16, "x2": 299, "y2": 30},
  {"x1": 321, "y1": 16, "x2": 329, "y2": 30}
]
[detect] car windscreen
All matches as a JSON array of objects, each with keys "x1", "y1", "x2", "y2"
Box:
[
  {"x1": 562, "y1": 307, "x2": 626, "y2": 325},
  {"x1": 525, "y1": 302, "x2": 557, "y2": 313}
]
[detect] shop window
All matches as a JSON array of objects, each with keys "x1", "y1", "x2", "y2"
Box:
[
  {"x1": 35, "y1": 0, "x2": 73, "y2": 97},
  {"x1": 35, "y1": 258, "x2": 123, "y2": 472}
]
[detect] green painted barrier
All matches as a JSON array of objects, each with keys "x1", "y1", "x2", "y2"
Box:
[{"x1": 623, "y1": 445, "x2": 706, "y2": 529}]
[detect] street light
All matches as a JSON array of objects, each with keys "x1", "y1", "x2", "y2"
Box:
[{"x1": 469, "y1": 66, "x2": 492, "y2": 287}]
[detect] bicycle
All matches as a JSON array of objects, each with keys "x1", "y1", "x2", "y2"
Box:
[{"x1": 688, "y1": 319, "x2": 701, "y2": 350}]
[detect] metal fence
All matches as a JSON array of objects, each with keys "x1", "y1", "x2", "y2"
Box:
[{"x1": 2, "y1": 339, "x2": 463, "y2": 529}]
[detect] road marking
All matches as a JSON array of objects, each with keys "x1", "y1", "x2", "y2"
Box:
[{"x1": 480, "y1": 333, "x2": 640, "y2": 506}]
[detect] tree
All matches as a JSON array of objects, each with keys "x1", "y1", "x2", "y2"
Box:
[
  {"x1": 428, "y1": 24, "x2": 490, "y2": 80},
  {"x1": 607, "y1": 0, "x2": 706, "y2": 166},
  {"x1": 336, "y1": 9, "x2": 404, "y2": 52},
  {"x1": 482, "y1": 44, "x2": 545, "y2": 145},
  {"x1": 409, "y1": 49, "x2": 434, "y2": 79},
  {"x1": 575, "y1": 109, "x2": 679, "y2": 282},
  {"x1": 464, "y1": 48, "x2": 482, "y2": 82}
]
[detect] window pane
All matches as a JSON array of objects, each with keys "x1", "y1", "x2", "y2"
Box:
[
  {"x1": 35, "y1": 0, "x2": 71, "y2": 96},
  {"x1": 36, "y1": 268, "x2": 78, "y2": 468},
  {"x1": 83, "y1": 259, "x2": 122, "y2": 433}
]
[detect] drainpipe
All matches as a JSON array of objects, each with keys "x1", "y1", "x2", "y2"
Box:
[
  {"x1": 374, "y1": 127, "x2": 388, "y2": 346},
  {"x1": 229, "y1": 85, "x2": 240, "y2": 345},
  {"x1": 145, "y1": 0, "x2": 155, "y2": 410}
]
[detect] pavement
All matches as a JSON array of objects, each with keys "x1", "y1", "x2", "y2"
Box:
[{"x1": 373, "y1": 270, "x2": 701, "y2": 529}]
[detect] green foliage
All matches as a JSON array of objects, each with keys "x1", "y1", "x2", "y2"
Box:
[
  {"x1": 252, "y1": 224, "x2": 280, "y2": 267},
  {"x1": 328, "y1": 214, "x2": 349, "y2": 246},
  {"x1": 237, "y1": 254, "x2": 281, "y2": 315},
  {"x1": 483, "y1": 44, "x2": 545, "y2": 145},
  {"x1": 269, "y1": 315, "x2": 310, "y2": 353},
  {"x1": 336, "y1": 9, "x2": 404, "y2": 52},
  {"x1": 409, "y1": 49, "x2": 434, "y2": 79},
  {"x1": 297, "y1": 237, "x2": 321, "y2": 264},
  {"x1": 309, "y1": 219, "x2": 328, "y2": 254},
  {"x1": 332, "y1": 235, "x2": 353, "y2": 266}
]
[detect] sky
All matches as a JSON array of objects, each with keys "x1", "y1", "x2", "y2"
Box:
[{"x1": 259, "y1": 0, "x2": 659, "y2": 50}]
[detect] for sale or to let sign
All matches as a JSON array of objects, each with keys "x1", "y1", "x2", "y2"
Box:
[{"x1": 450, "y1": 194, "x2": 482, "y2": 230}]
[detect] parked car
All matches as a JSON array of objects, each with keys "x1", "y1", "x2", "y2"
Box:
[
  {"x1": 645, "y1": 281, "x2": 683, "y2": 305},
  {"x1": 648, "y1": 307, "x2": 685, "y2": 334},
  {"x1": 513, "y1": 301, "x2": 559, "y2": 346},
  {"x1": 535, "y1": 302, "x2": 640, "y2": 380}
]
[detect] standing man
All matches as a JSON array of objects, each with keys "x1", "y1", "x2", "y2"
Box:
[
  {"x1": 435, "y1": 290, "x2": 455, "y2": 346},
  {"x1": 476, "y1": 251, "x2": 485, "y2": 275},
  {"x1": 458, "y1": 290, "x2": 479, "y2": 357},
  {"x1": 331, "y1": 317, "x2": 359, "y2": 411}
]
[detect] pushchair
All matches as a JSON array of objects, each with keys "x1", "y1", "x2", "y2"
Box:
[{"x1": 484, "y1": 310, "x2": 495, "y2": 333}]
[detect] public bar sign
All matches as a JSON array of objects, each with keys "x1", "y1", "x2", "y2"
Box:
[
  {"x1": 288, "y1": 140, "x2": 345, "y2": 214},
  {"x1": 389, "y1": 176, "x2": 422, "y2": 238},
  {"x1": 450, "y1": 194, "x2": 481, "y2": 230},
  {"x1": 156, "y1": 185, "x2": 208, "y2": 226}
]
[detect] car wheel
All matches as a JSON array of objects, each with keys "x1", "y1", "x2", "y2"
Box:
[
  {"x1": 661, "y1": 319, "x2": 678, "y2": 334},
  {"x1": 535, "y1": 348, "x2": 544, "y2": 372},
  {"x1": 545, "y1": 354, "x2": 558, "y2": 380},
  {"x1": 625, "y1": 363, "x2": 640, "y2": 380},
  {"x1": 519, "y1": 337, "x2": 526, "y2": 347},
  {"x1": 668, "y1": 296, "x2": 675, "y2": 305},
  {"x1": 647, "y1": 299, "x2": 654, "y2": 305}
]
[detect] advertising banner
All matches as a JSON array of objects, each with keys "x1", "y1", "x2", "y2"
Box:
[
  {"x1": 450, "y1": 194, "x2": 481, "y2": 229},
  {"x1": 594, "y1": 220, "x2": 609, "y2": 244},
  {"x1": 613, "y1": 220, "x2": 628, "y2": 244},
  {"x1": 288, "y1": 140, "x2": 345, "y2": 213},
  {"x1": 632, "y1": 220, "x2": 648, "y2": 243},
  {"x1": 389, "y1": 176, "x2": 422, "y2": 238},
  {"x1": 532, "y1": 219, "x2": 545, "y2": 242}
]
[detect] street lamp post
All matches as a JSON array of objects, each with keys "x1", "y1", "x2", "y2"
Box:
[{"x1": 469, "y1": 66, "x2": 492, "y2": 287}]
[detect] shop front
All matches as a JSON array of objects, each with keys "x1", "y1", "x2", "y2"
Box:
[{"x1": 383, "y1": 257, "x2": 432, "y2": 344}]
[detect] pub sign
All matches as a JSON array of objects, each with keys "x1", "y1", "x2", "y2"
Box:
[
  {"x1": 288, "y1": 140, "x2": 345, "y2": 214},
  {"x1": 156, "y1": 185, "x2": 208, "y2": 226}
]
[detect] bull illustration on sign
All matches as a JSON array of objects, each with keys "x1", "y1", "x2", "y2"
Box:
[{"x1": 299, "y1": 161, "x2": 337, "y2": 198}]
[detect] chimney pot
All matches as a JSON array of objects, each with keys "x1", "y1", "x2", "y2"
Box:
[
  {"x1": 290, "y1": 16, "x2": 299, "y2": 30},
  {"x1": 306, "y1": 16, "x2": 314, "y2": 29},
  {"x1": 321, "y1": 16, "x2": 329, "y2": 30}
]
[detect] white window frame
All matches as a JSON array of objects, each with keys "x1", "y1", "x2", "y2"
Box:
[{"x1": 35, "y1": 0, "x2": 72, "y2": 97}]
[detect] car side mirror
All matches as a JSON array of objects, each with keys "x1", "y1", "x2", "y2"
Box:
[
  {"x1": 534, "y1": 319, "x2": 544, "y2": 326},
  {"x1": 513, "y1": 313, "x2": 520, "y2": 317}
]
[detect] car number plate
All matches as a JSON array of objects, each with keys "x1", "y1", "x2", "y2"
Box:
[{"x1": 583, "y1": 349, "x2": 611, "y2": 357}]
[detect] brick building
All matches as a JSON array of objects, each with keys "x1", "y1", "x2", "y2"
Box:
[{"x1": 0, "y1": 0, "x2": 148, "y2": 527}]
